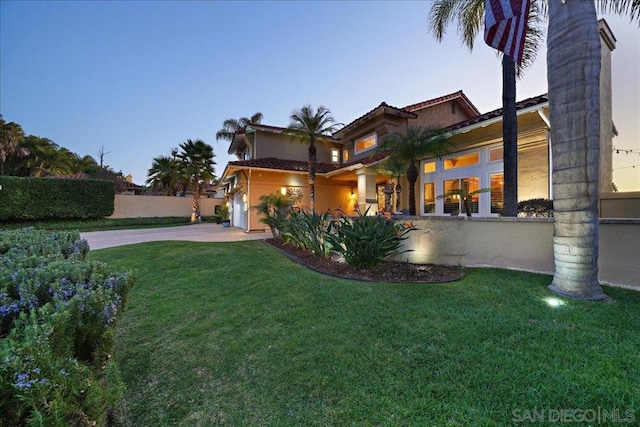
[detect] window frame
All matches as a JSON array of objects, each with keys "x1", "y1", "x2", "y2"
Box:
[
  {"x1": 331, "y1": 148, "x2": 339, "y2": 164},
  {"x1": 420, "y1": 145, "x2": 504, "y2": 217},
  {"x1": 354, "y1": 132, "x2": 378, "y2": 155}
]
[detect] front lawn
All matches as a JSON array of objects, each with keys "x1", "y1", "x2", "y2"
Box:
[{"x1": 91, "y1": 241, "x2": 640, "y2": 426}]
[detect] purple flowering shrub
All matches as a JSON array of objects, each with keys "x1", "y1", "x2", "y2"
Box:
[{"x1": 0, "y1": 229, "x2": 133, "y2": 426}]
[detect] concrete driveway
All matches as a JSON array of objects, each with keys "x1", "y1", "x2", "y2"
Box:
[{"x1": 81, "y1": 223, "x2": 272, "y2": 250}]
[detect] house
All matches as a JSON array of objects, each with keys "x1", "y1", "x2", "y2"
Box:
[{"x1": 219, "y1": 19, "x2": 619, "y2": 231}]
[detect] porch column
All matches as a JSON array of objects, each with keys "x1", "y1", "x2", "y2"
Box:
[{"x1": 356, "y1": 168, "x2": 378, "y2": 215}]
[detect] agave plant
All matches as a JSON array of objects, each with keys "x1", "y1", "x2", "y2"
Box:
[{"x1": 325, "y1": 207, "x2": 415, "y2": 269}]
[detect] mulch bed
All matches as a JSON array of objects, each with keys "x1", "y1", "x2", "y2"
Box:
[{"x1": 265, "y1": 238, "x2": 464, "y2": 283}]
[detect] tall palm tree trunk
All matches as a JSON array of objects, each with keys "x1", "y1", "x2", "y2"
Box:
[
  {"x1": 406, "y1": 163, "x2": 418, "y2": 216},
  {"x1": 502, "y1": 55, "x2": 518, "y2": 217},
  {"x1": 308, "y1": 142, "x2": 317, "y2": 213},
  {"x1": 547, "y1": 0, "x2": 605, "y2": 300},
  {"x1": 191, "y1": 172, "x2": 201, "y2": 222}
]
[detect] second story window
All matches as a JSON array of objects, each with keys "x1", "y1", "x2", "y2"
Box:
[
  {"x1": 331, "y1": 148, "x2": 339, "y2": 164},
  {"x1": 354, "y1": 133, "x2": 377, "y2": 155},
  {"x1": 343, "y1": 149, "x2": 349, "y2": 162}
]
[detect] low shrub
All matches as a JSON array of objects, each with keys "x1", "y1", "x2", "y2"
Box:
[
  {"x1": 0, "y1": 228, "x2": 133, "y2": 426},
  {"x1": 518, "y1": 198, "x2": 554, "y2": 217},
  {"x1": 326, "y1": 208, "x2": 415, "y2": 269},
  {"x1": 1, "y1": 216, "x2": 193, "y2": 231},
  {"x1": 280, "y1": 209, "x2": 333, "y2": 257},
  {"x1": 253, "y1": 193, "x2": 293, "y2": 238}
]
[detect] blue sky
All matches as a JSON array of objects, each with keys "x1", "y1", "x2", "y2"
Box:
[{"x1": 1, "y1": 1, "x2": 639, "y2": 190}]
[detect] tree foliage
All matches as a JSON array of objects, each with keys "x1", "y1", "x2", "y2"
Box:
[
  {"x1": 377, "y1": 126, "x2": 450, "y2": 216},
  {"x1": 215, "y1": 112, "x2": 264, "y2": 142},
  {"x1": 176, "y1": 139, "x2": 216, "y2": 221},
  {"x1": 283, "y1": 105, "x2": 340, "y2": 213}
]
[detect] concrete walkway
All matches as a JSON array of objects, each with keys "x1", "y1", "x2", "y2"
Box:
[{"x1": 81, "y1": 223, "x2": 272, "y2": 250}]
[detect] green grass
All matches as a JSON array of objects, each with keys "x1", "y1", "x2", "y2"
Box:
[{"x1": 91, "y1": 241, "x2": 640, "y2": 426}]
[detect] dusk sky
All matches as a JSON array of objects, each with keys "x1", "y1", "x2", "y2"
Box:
[{"x1": 1, "y1": 1, "x2": 639, "y2": 190}]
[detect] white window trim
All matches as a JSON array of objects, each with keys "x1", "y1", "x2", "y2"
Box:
[
  {"x1": 331, "y1": 148, "x2": 339, "y2": 164},
  {"x1": 420, "y1": 145, "x2": 504, "y2": 217},
  {"x1": 354, "y1": 132, "x2": 378, "y2": 155}
]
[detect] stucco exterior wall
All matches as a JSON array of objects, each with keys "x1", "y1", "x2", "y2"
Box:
[
  {"x1": 599, "y1": 192, "x2": 640, "y2": 218},
  {"x1": 412, "y1": 100, "x2": 475, "y2": 129},
  {"x1": 392, "y1": 217, "x2": 639, "y2": 288},
  {"x1": 518, "y1": 144, "x2": 549, "y2": 200},
  {"x1": 341, "y1": 115, "x2": 409, "y2": 164},
  {"x1": 242, "y1": 170, "x2": 355, "y2": 232},
  {"x1": 110, "y1": 194, "x2": 223, "y2": 219},
  {"x1": 254, "y1": 131, "x2": 340, "y2": 165}
]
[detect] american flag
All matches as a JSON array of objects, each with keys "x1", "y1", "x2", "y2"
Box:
[{"x1": 484, "y1": 0, "x2": 531, "y2": 65}]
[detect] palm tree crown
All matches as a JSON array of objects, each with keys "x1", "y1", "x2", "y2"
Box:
[
  {"x1": 147, "y1": 155, "x2": 179, "y2": 195},
  {"x1": 377, "y1": 126, "x2": 450, "y2": 216},
  {"x1": 216, "y1": 112, "x2": 264, "y2": 142},
  {"x1": 283, "y1": 105, "x2": 340, "y2": 213},
  {"x1": 0, "y1": 117, "x2": 27, "y2": 175},
  {"x1": 177, "y1": 139, "x2": 216, "y2": 222}
]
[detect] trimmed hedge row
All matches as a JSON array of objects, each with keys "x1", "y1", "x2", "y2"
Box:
[
  {"x1": 0, "y1": 176, "x2": 115, "y2": 221},
  {"x1": 0, "y1": 228, "x2": 134, "y2": 426}
]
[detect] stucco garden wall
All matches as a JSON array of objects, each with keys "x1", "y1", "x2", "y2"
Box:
[
  {"x1": 599, "y1": 192, "x2": 640, "y2": 218},
  {"x1": 393, "y1": 217, "x2": 639, "y2": 288},
  {"x1": 110, "y1": 194, "x2": 223, "y2": 219}
]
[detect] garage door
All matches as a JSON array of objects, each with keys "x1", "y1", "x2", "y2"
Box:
[{"x1": 233, "y1": 192, "x2": 244, "y2": 229}]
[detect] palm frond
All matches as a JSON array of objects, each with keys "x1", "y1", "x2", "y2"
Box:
[
  {"x1": 283, "y1": 105, "x2": 339, "y2": 144},
  {"x1": 459, "y1": 0, "x2": 484, "y2": 50},
  {"x1": 597, "y1": 0, "x2": 640, "y2": 25}
]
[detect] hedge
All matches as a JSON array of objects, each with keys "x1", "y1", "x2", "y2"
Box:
[
  {"x1": 0, "y1": 176, "x2": 115, "y2": 221},
  {"x1": 0, "y1": 228, "x2": 134, "y2": 426}
]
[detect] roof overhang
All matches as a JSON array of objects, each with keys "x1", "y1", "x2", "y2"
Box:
[
  {"x1": 447, "y1": 101, "x2": 550, "y2": 137},
  {"x1": 227, "y1": 131, "x2": 248, "y2": 155}
]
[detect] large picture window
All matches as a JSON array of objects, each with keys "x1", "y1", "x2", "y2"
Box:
[
  {"x1": 443, "y1": 177, "x2": 480, "y2": 215},
  {"x1": 421, "y1": 145, "x2": 505, "y2": 216},
  {"x1": 443, "y1": 151, "x2": 479, "y2": 170},
  {"x1": 354, "y1": 133, "x2": 377, "y2": 154},
  {"x1": 490, "y1": 173, "x2": 504, "y2": 214},
  {"x1": 424, "y1": 182, "x2": 435, "y2": 213}
]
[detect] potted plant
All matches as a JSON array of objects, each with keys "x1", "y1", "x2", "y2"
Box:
[{"x1": 219, "y1": 205, "x2": 230, "y2": 227}]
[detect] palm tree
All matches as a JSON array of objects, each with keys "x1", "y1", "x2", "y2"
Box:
[
  {"x1": 177, "y1": 139, "x2": 216, "y2": 222},
  {"x1": 428, "y1": 0, "x2": 546, "y2": 217},
  {"x1": 283, "y1": 105, "x2": 340, "y2": 213},
  {"x1": 71, "y1": 154, "x2": 101, "y2": 175},
  {"x1": 146, "y1": 155, "x2": 179, "y2": 195},
  {"x1": 377, "y1": 126, "x2": 450, "y2": 216},
  {"x1": 22, "y1": 136, "x2": 74, "y2": 177},
  {"x1": 215, "y1": 112, "x2": 264, "y2": 142},
  {"x1": 546, "y1": 0, "x2": 607, "y2": 300},
  {"x1": 0, "y1": 117, "x2": 27, "y2": 175}
]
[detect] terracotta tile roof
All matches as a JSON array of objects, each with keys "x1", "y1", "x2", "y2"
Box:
[
  {"x1": 227, "y1": 157, "x2": 341, "y2": 174},
  {"x1": 246, "y1": 122, "x2": 287, "y2": 132},
  {"x1": 444, "y1": 93, "x2": 548, "y2": 132},
  {"x1": 333, "y1": 102, "x2": 418, "y2": 138},
  {"x1": 403, "y1": 90, "x2": 481, "y2": 117}
]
